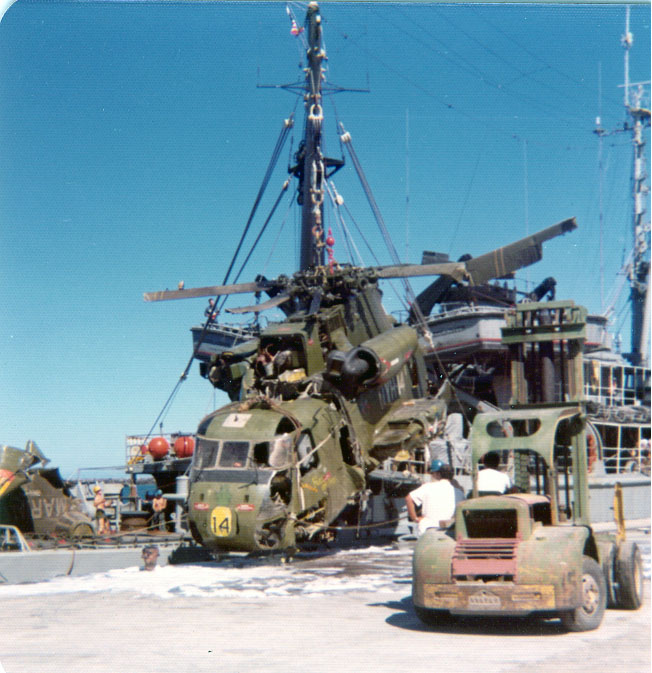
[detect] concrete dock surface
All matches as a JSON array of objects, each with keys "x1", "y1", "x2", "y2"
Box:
[
  {"x1": 0, "y1": 529, "x2": 649, "y2": 673},
  {"x1": 1, "y1": 584, "x2": 649, "y2": 673}
]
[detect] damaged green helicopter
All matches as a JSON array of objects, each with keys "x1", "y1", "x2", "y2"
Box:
[{"x1": 143, "y1": 3, "x2": 577, "y2": 553}]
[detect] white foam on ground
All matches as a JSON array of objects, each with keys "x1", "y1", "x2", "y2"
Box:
[
  {"x1": 1, "y1": 541, "x2": 648, "y2": 599},
  {"x1": 0, "y1": 545, "x2": 413, "y2": 599}
]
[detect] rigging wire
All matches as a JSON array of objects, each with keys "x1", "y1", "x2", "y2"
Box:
[
  {"x1": 325, "y1": 180, "x2": 364, "y2": 265},
  {"x1": 231, "y1": 180, "x2": 292, "y2": 285},
  {"x1": 215, "y1": 112, "x2": 296, "y2": 311},
  {"x1": 375, "y1": 6, "x2": 592, "y2": 128},
  {"x1": 468, "y1": 3, "x2": 623, "y2": 108},
  {"x1": 448, "y1": 150, "x2": 482, "y2": 256},
  {"x1": 331, "y1": 180, "x2": 412, "y2": 312},
  {"x1": 145, "y1": 111, "x2": 297, "y2": 437},
  {"x1": 339, "y1": 124, "x2": 403, "y2": 268},
  {"x1": 263, "y1": 198, "x2": 294, "y2": 274},
  {"x1": 431, "y1": 6, "x2": 620, "y2": 114},
  {"x1": 340, "y1": 200, "x2": 382, "y2": 266},
  {"x1": 339, "y1": 123, "x2": 434, "y2": 336}
]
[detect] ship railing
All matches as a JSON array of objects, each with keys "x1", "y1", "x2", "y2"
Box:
[
  {"x1": 601, "y1": 443, "x2": 651, "y2": 475},
  {"x1": 584, "y1": 388, "x2": 645, "y2": 409},
  {"x1": 583, "y1": 361, "x2": 650, "y2": 408},
  {"x1": 384, "y1": 457, "x2": 429, "y2": 475},
  {"x1": 200, "y1": 321, "x2": 257, "y2": 336},
  {"x1": 424, "y1": 304, "x2": 507, "y2": 324},
  {"x1": 591, "y1": 418, "x2": 651, "y2": 475},
  {"x1": 383, "y1": 446, "x2": 472, "y2": 476},
  {"x1": 68, "y1": 470, "x2": 151, "y2": 534}
]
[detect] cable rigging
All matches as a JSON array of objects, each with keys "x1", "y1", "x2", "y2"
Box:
[
  {"x1": 144, "y1": 109, "x2": 298, "y2": 442},
  {"x1": 381, "y1": 7, "x2": 591, "y2": 126}
]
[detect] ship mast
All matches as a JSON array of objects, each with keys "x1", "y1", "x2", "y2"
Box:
[
  {"x1": 621, "y1": 6, "x2": 651, "y2": 367},
  {"x1": 298, "y1": 2, "x2": 327, "y2": 270}
]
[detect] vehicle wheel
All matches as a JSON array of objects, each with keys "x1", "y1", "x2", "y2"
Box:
[
  {"x1": 614, "y1": 541, "x2": 644, "y2": 610},
  {"x1": 603, "y1": 545, "x2": 618, "y2": 609},
  {"x1": 414, "y1": 605, "x2": 449, "y2": 626},
  {"x1": 71, "y1": 523, "x2": 94, "y2": 539},
  {"x1": 560, "y1": 556, "x2": 606, "y2": 632}
]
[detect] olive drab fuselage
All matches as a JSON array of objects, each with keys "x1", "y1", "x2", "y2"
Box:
[
  {"x1": 188, "y1": 398, "x2": 364, "y2": 551},
  {"x1": 187, "y1": 271, "x2": 443, "y2": 552}
]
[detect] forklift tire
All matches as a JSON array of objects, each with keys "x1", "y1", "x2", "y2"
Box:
[
  {"x1": 560, "y1": 556, "x2": 606, "y2": 632},
  {"x1": 614, "y1": 541, "x2": 644, "y2": 610}
]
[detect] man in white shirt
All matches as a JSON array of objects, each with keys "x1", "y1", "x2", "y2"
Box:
[
  {"x1": 406, "y1": 460, "x2": 456, "y2": 536},
  {"x1": 477, "y1": 451, "x2": 511, "y2": 494}
]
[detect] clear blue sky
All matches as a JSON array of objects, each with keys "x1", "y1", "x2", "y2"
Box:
[{"x1": 0, "y1": 1, "x2": 649, "y2": 475}]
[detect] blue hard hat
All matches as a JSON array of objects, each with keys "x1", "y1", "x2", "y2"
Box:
[
  {"x1": 155, "y1": 489, "x2": 163, "y2": 496},
  {"x1": 429, "y1": 459, "x2": 444, "y2": 473}
]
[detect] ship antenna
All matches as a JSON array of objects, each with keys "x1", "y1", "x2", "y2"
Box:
[
  {"x1": 596, "y1": 62, "x2": 605, "y2": 311},
  {"x1": 600, "y1": 8, "x2": 650, "y2": 367},
  {"x1": 620, "y1": 7, "x2": 651, "y2": 366}
]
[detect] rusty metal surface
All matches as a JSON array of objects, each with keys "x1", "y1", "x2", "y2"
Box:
[{"x1": 422, "y1": 581, "x2": 557, "y2": 613}]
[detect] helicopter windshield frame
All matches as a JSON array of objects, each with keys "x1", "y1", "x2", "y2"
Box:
[{"x1": 192, "y1": 434, "x2": 305, "y2": 471}]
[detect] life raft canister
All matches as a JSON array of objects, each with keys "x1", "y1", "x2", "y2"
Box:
[
  {"x1": 174, "y1": 435, "x2": 195, "y2": 458},
  {"x1": 148, "y1": 437, "x2": 170, "y2": 460}
]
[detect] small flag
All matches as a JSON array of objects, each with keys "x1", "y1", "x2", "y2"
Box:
[{"x1": 290, "y1": 19, "x2": 303, "y2": 37}]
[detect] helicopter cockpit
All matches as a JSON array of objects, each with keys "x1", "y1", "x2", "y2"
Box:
[{"x1": 192, "y1": 432, "x2": 315, "y2": 472}]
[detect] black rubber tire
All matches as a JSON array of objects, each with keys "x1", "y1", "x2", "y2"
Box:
[
  {"x1": 604, "y1": 544, "x2": 618, "y2": 609},
  {"x1": 614, "y1": 541, "x2": 644, "y2": 610},
  {"x1": 414, "y1": 605, "x2": 449, "y2": 626},
  {"x1": 71, "y1": 523, "x2": 94, "y2": 539},
  {"x1": 560, "y1": 556, "x2": 606, "y2": 632}
]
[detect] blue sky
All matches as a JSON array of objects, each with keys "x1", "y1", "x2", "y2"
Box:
[{"x1": 0, "y1": 1, "x2": 649, "y2": 475}]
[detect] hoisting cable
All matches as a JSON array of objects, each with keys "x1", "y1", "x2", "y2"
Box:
[
  {"x1": 230, "y1": 179, "x2": 292, "y2": 287},
  {"x1": 325, "y1": 180, "x2": 411, "y2": 313},
  {"x1": 339, "y1": 122, "x2": 481, "y2": 421},
  {"x1": 339, "y1": 123, "x2": 405, "y2": 269},
  {"x1": 216, "y1": 114, "x2": 295, "y2": 306},
  {"x1": 325, "y1": 181, "x2": 364, "y2": 265},
  {"x1": 340, "y1": 198, "x2": 383, "y2": 267},
  {"x1": 144, "y1": 115, "x2": 296, "y2": 440},
  {"x1": 339, "y1": 122, "x2": 433, "y2": 338},
  {"x1": 263, "y1": 198, "x2": 294, "y2": 274}
]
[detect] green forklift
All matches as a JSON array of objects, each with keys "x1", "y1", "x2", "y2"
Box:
[{"x1": 412, "y1": 301, "x2": 644, "y2": 631}]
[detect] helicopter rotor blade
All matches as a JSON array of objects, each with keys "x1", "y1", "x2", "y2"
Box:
[
  {"x1": 144, "y1": 218, "x2": 577, "y2": 303},
  {"x1": 376, "y1": 218, "x2": 576, "y2": 285},
  {"x1": 143, "y1": 280, "x2": 268, "y2": 302},
  {"x1": 225, "y1": 293, "x2": 291, "y2": 314},
  {"x1": 376, "y1": 262, "x2": 467, "y2": 281},
  {"x1": 463, "y1": 218, "x2": 577, "y2": 285}
]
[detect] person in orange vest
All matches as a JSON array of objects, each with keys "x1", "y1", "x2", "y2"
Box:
[{"x1": 151, "y1": 490, "x2": 168, "y2": 532}]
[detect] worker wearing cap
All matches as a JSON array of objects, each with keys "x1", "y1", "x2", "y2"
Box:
[
  {"x1": 405, "y1": 460, "x2": 456, "y2": 536},
  {"x1": 151, "y1": 489, "x2": 168, "y2": 532}
]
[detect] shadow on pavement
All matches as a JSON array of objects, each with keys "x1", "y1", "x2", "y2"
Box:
[{"x1": 371, "y1": 596, "x2": 567, "y2": 636}]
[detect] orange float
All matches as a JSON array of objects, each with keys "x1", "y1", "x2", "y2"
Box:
[
  {"x1": 148, "y1": 436, "x2": 170, "y2": 460},
  {"x1": 174, "y1": 435, "x2": 195, "y2": 458}
]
